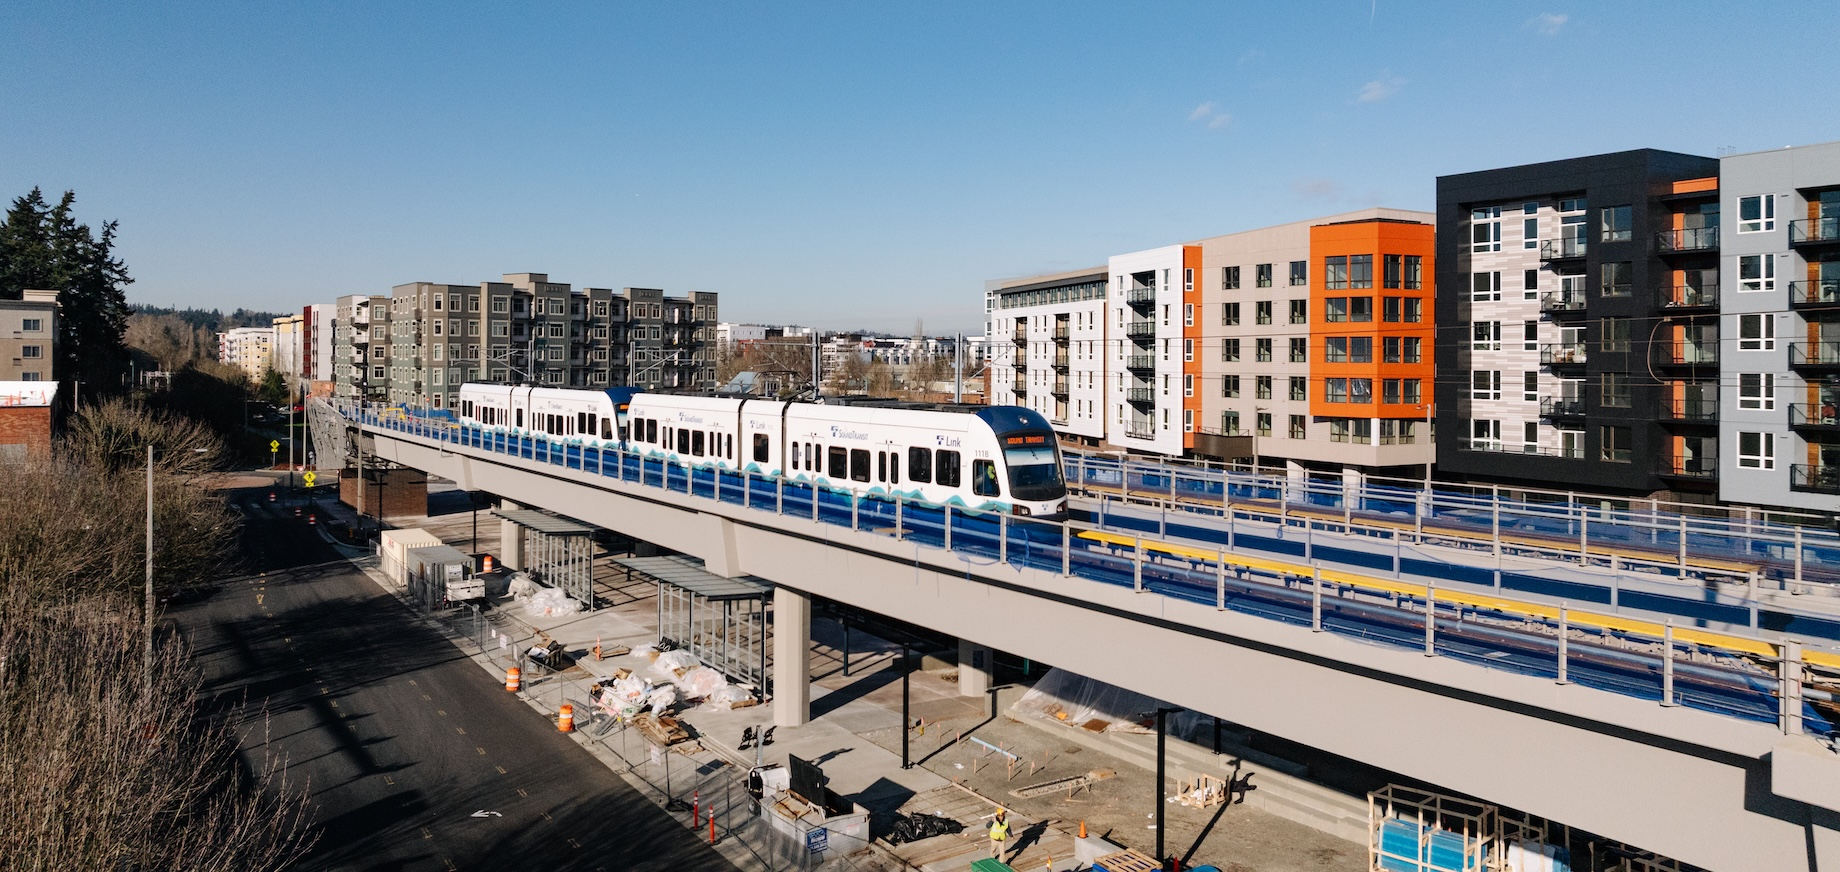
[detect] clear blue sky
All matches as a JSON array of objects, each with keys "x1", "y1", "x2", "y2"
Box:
[{"x1": 3, "y1": 2, "x2": 1833, "y2": 334}]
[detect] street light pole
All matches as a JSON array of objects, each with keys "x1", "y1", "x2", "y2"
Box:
[
  {"x1": 1155, "y1": 706, "x2": 1182, "y2": 865},
  {"x1": 144, "y1": 444, "x2": 154, "y2": 688}
]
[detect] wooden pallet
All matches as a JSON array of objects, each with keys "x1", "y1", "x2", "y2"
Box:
[{"x1": 1092, "y1": 848, "x2": 1159, "y2": 872}]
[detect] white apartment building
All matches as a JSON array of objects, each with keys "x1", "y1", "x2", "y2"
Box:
[
  {"x1": 985, "y1": 268, "x2": 1109, "y2": 446},
  {"x1": 217, "y1": 326, "x2": 275, "y2": 382}
]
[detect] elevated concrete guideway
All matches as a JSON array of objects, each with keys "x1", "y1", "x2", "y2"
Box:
[{"x1": 329, "y1": 405, "x2": 1840, "y2": 872}]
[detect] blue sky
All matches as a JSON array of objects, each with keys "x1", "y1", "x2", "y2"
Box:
[{"x1": 3, "y1": 2, "x2": 1834, "y2": 334}]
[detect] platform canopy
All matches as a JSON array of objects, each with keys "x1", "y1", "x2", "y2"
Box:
[{"x1": 617, "y1": 555, "x2": 771, "y2": 696}]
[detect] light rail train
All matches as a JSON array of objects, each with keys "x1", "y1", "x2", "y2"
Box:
[{"x1": 455, "y1": 384, "x2": 1068, "y2": 517}]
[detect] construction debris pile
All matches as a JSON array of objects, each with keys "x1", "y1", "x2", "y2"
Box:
[{"x1": 508, "y1": 574, "x2": 582, "y2": 617}]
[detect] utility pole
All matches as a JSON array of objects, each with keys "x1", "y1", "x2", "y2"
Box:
[
  {"x1": 1155, "y1": 706, "x2": 1182, "y2": 865},
  {"x1": 144, "y1": 444, "x2": 154, "y2": 689},
  {"x1": 953, "y1": 333, "x2": 963, "y2": 403}
]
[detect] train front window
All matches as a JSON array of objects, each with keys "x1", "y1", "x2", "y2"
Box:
[{"x1": 1002, "y1": 440, "x2": 1064, "y2": 501}]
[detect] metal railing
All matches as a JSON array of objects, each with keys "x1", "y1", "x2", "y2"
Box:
[
  {"x1": 1540, "y1": 238, "x2": 1587, "y2": 260},
  {"x1": 1539, "y1": 397, "x2": 1585, "y2": 418},
  {"x1": 1050, "y1": 377, "x2": 1069, "y2": 395},
  {"x1": 1790, "y1": 404, "x2": 1840, "y2": 430},
  {"x1": 1660, "y1": 389, "x2": 1718, "y2": 421},
  {"x1": 1540, "y1": 343, "x2": 1588, "y2": 365},
  {"x1": 1657, "y1": 284, "x2": 1719, "y2": 310},
  {"x1": 1125, "y1": 287, "x2": 1157, "y2": 305},
  {"x1": 1010, "y1": 377, "x2": 1027, "y2": 394},
  {"x1": 1125, "y1": 354, "x2": 1156, "y2": 371},
  {"x1": 1659, "y1": 456, "x2": 1718, "y2": 479},
  {"x1": 1656, "y1": 226, "x2": 1719, "y2": 252},
  {"x1": 1789, "y1": 280, "x2": 1840, "y2": 308},
  {"x1": 1124, "y1": 321, "x2": 1157, "y2": 338},
  {"x1": 1793, "y1": 464, "x2": 1840, "y2": 494},
  {"x1": 1791, "y1": 216, "x2": 1840, "y2": 245},
  {"x1": 1651, "y1": 341, "x2": 1718, "y2": 367},
  {"x1": 1539, "y1": 291, "x2": 1587, "y2": 314},
  {"x1": 1125, "y1": 387, "x2": 1155, "y2": 404},
  {"x1": 1052, "y1": 324, "x2": 1071, "y2": 340},
  {"x1": 1789, "y1": 342, "x2": 1840, "y2": 367},
  {"x1": 1051, "y1": 352, "x2": 1069, "y2": 369}
]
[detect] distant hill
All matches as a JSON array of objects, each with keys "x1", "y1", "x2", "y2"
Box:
[{"x1": 130, "y1": 304, "x2": 288, "y2": 332}]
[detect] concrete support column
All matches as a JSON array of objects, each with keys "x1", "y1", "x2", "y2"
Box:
[
  {"x1": 958, "y1": 639, "x2": 992, "y2": 698},
  {"x1": 772, "y1": 586, "x2": 811, "y2": 727},
  {"x1": 498, "y1": 500, "x2": 522, "y2": 571}
]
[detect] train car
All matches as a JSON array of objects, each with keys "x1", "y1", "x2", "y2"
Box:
[{"x1": 452, "y1": 384, "x2": 1067, "y2": 516}]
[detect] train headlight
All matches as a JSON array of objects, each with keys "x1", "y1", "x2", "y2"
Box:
[{"x1": 1013, "y1": 505, "x2": 1031, "y2": 516}]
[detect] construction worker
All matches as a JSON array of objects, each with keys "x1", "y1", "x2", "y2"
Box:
[{"x1": 986, "y1": 807, "x2": 1010, "y2": 861}]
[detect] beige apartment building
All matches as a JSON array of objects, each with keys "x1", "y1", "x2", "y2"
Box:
[{"x1": 0, "y1": 289, "x2": 58, "y2": 382}]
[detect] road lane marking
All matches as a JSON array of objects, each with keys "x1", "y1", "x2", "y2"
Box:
[
  {"x1": 422, "y1": 694, "x2": 432, "y2": 701},
  {"x1": 320, "y1": 687, "x2": 329, "y2": 695},
  {"x1": 567, "y1": 837, "x2": 580, "y2": 849},
  {"x1": 408, "y1": 679, "x2": 417, "y2": 686},
  {"x1": 515, "y1": 788, "x2": 527, "y2": 798},
  {"x1": 437, "y1": 710, "x2": 446, "y2": 716},
  {"x1": 328, "y1": 700, "x2": 338, "y2": 708},
  {"x1": 444, "y1": 860, "x2": 457, "y2": 871},
  {"x1": 476, "y1": 747, "x2": 487, "y2": 756},
  {"x1": 256, "y1": 594, "x2": 264, "y2": 605},
  {"x1": 495, "y1": 765, "x2": 507, "y2": 775},
  {"x1": 541, "y1": 811, "x2": 551, "y2": 821},
  {"x1": 456, "y1": 727, "x2": 465, "y2": 735},
  {"x1": 384, "y1": 776, "x2": 395, "y2": 785},
  {"x1": 421, "y1": 827, "x2": 433, "y2": 840}
]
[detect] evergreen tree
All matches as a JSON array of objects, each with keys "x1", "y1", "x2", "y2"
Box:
[{"x1": 0, "y1": 188, "x2": 133, "y2": 400}]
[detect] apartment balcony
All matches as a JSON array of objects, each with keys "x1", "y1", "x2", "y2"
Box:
[
  {"x1": 1125, "y1": 354, "x2": 1156, "y2": 372},
  {"x1": 1052, "y1": 324, "x2": 1071, "y2": 341},
  {"x1": 1051, "y1": 352, "x2": 1070, "y2": 371},
  {"x1": 1539, "y1": 291, "x2": 1588, "y2": 317},
  {"x1": 1651, "y1": 341, "x2": 1718, "y2": 368},
  {"x1": 1790, "y1": 217, "x2": 1840, "y2": 247},
  {"x1": 1125, "y1": 387, "x2": 1156, "y2": 406},
  {"x1": 1656, "y1": 283, "x2": 1719, "y2": 312},
  {"x1": 1125, "y1": 287, "x2": 1157, "y2": 308},
  {"x1": 1656, "y1": 226, "x2": 1719, "y2": 253},
  {"x1": 1050, "y1": 377, "x2": 1069, "y2": 396},
  {"x1": 1792, "y1": 464, "x2": 1840, "y2": 494},
  {"x1": 1462, "y1": 440, "x2": 1584, "y2": 459},
  {"x1": 1658, "y1": 455, "x2": 1719, "y2": 482},
  {"x1": 1011, "y1": 328, "x2": 1027, "y2": 345},
  {"x1": 1124, "y1": 320, "x2": 1157, "y2": 339},
  {"x1": 1789, "y1": 404, "x2": 1840, "y2": 433},
  {"x1": 1659, "y1": 391, "x2": 1719, "y2": 422},
  {"x1": 1540, "y1": 238, "x2": 1587, "y2": 261},
  {"x1": 1011, "y1": 377, "x2": 1027, "y2": 395},
  {"x1": 1538, "y1": 397, "x2": 1585, "y2": 420},
  {"x1": 1125, "y1": 423, "x2": 1157, "y2": 440},
  {"x1": 1539, "y1": 343, "x2": 1588, "y2": 366},
  {"x1": 1010, "y1": 349, "x2": 1026, "y2": 368},
  {"x1": 1789, "y1": 280, "x2": 1840, "y2": 310},
  {"x1": 1789, "y1": 342, "x2": 1840, "y2": 371}
]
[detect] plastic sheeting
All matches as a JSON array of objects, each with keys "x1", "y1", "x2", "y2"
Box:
[
  {"x1": 523, "y1": 587, "x2": 581, "y2": 618},
  {"x1": 678, "y1": 666, "x2": 727, "y2": 700},
  {"x1": 705, "y1": 686, "x2": 754, "y2": 709},
  {"x1": 1011, "y1": 667, "x2": 1216, "y2": 743},
  {"x1": 652, "y1": 649, "x2": 699, "y2": 677}
]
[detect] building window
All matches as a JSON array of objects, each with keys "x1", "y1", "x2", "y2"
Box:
[
  {"x1": 1326, "y1": 378, "x2": 1348, "y2": 403},
  {"x1": 1289, "y1": 299, "x2": 1307, "y2": 324},
  {"x1": 1524, "y1": 217, "x2": 1539, "y2": 249},
  {"x1": 1523, "y1": 371, "x2": 1538, "y2": 402},
  {"x1": 1289, "y1": 415, "x2": 1306, "y2": 438},
  {"x1": 1222, "y1": 338, "x2": 1240, "y2": 362},
  {"x1": 1350, "y1": 297, "x2": 1373, "y2": 322},
  {"x1": 1257, "y1": 412, "x2": 1272, "y2": 437},
  {"x1": 1738, "y1": 313, "x2": 1775, "y2": 350},
  {"x1": 1523, "y1": 320, "x2": 1539, "y2": 351},
  {"x1": 1256, "y1": 264, "x2": 1273, "y2": 288},
  {"x1": 1384, "y1": 336, "x2": 1402, "y2": 363},
  {"x1": 1383, "y1": 379, "x2": 1401, "y2": 404},
  {"x1": 1222, "y1": 266, "x2": 1240, "y2": 290},
  {"x1": 1738, "y1": 431, "x2": 1775, "y2": 469},
  {"x1": 1472, "y1": 206, "x2": 1502, "y2": 252},
  {"x1": 1289, "y1": 337, "x2": 1306, "y2": 362},
  {"x1": 1403, "y1": 337, "x2": 1421, "y2": 363},
  {"x1": 1289, "y1": 261, "x2": 1307, "y2": 286},
  {"x1": 1472, "y1": 321, "x2": 1501, "y2": 352},
  {"x1": 1256, "y1": 375, "x2": 1272, "y2": 400},
  {"x1": 1600, "y1": 426, "x2": 1632, "y2": 463},
  {"x1": 1601, "y1": 372, "x2": 1630, "y2": 407},
  {"x1": 1739, "y1": 255, "x2": 1775, "y2": 292},
  {"x1": 1183, "y1": 304, "x2": 1194, "y2": 327},
  {"x1": 20, "y1": 345, "x2": 40, "y2": 358},
  {"x1": 21, "y1": 318, "x2": 40, "y2": 332},
  {"x1": 1326, "y1": 337, "x2": 1349, "y2": 363},
  {"x1": 1290, "y1": 376, "x2": 1306, "y2": 401},
  {"x1": 1349, "y1": 255, "x2": 1373, "y2": 289},
  {"x1": 1383, "y1": 297, "x2": 1401, "y2": 322},
  {"x1": 1471, "y1": 271, "x2": 1501, "y2": 302},
  {"x1": 1325, "y1": 297, "x2": 1348, "y2": 322},
  {"x1": 1350, "y1": 337, "x2": 1373, "y2": 363},
  {"x1": 1404, "y1": 255, "x2": 1422, "y2": 290},
  {"x1": 1255, "y1": 338, "x2": 1272, "y2": 362},
  {"x1": 1183, "y1": 338, "x2": 1194, "y2": 362},
  {"x1": 1256, "y1": 301, "x2": 1273, "y2": 325},
  {"x1": 1383, "y1": 255, "x2": 1402, "y2": 289},
  {"x1": 1471, "y1": 370, "x2": 1501, "y2": 400},
  {"x1": 1222, "y1": 302, "x2": 1240, "y2": 326},
  {"x1": 1222, "y1": 375, "x2": 1240, "y2": 398},
  {"x1": 1738, "y1": 194, "x2": 1776, "y2": 233},
  {"x1": 1600, "y1": 262, "x2": 1632, "y2": 297},
  {"x1": 1324, "y1": 256, "x2": 1348, "y2": 290},
  {"x1": 1738, "y1": 373, "x2": 1775, "y2": 410},
  {"x1": 1600, "y1": 205, "x2": 1632, "y2": 242},
  {"x1": 1183, "y1": 374, "x2": 1194, "y2": 397},
  {"x1": 1403, "y1": 379, "x2": 1421, "y2": 404},
  {"x1": 1600, "y1": 317, "x2": 1629, "y2": 352}
]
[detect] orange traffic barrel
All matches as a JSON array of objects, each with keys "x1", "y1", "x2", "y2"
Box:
[
  {"x1": 557, "y1": 704, "x2": 574, "y2": 733},
  {"x1": 482, "y1": 554, "x2": 495, "y2": 573},
  {"x1": 307, "y1": 513, "x2": 316, "y2": 525},
  {"x1": 505, "y1": 666, "x2": 521, "y2": 693}
]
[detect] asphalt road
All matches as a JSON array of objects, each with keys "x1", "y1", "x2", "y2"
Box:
[{"x1": 172, "y1": 483, "x2": 738, "y2": 872}]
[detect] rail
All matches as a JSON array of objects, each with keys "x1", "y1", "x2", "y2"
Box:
[{"x1": 340, "y1": 402, "x2": 1840, "y2": 739}]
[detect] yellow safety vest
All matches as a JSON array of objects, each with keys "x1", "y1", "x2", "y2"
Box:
[{"x1": 990, "y1": 818, "x2": 1009, "y2": 841}]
